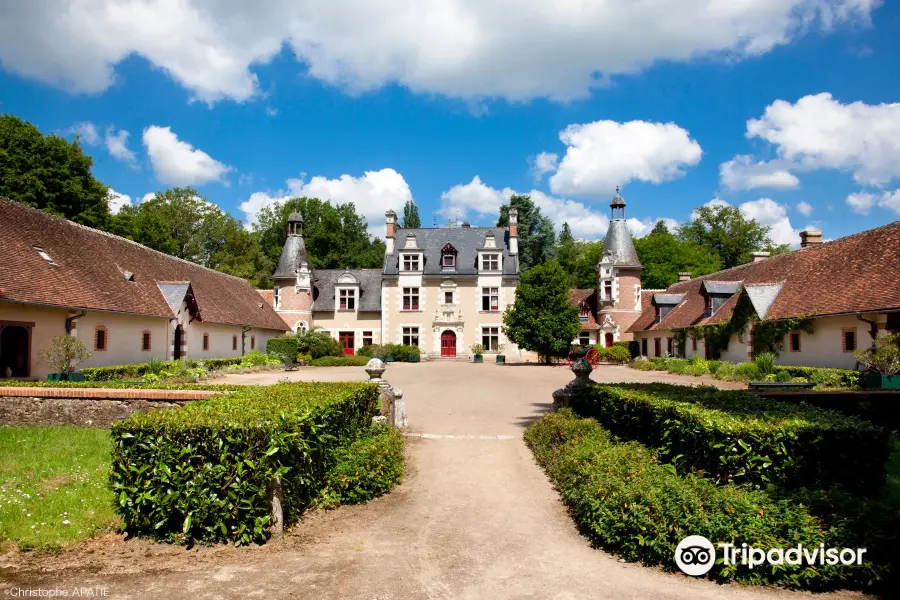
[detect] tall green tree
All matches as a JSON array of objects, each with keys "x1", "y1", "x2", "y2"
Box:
[
  {"x1": 497, "y1": 194, "x2": 556, "y2": 271},
  {"x1": 570, "y1": 240, "x2": 605, "y2": 289},
  {"x1": 635, "y1": 222, "x2": 721, "y2": 288},
  {"x1": 502, "y1": 261, "x2": 581, "y2": 363},
  {"x1": 556, "y1": 222, "x2": 579, "y2": 274},
  {"x1": 0, "y1": 114, "x2": 110, "y2": 229},
  {"x1": 677, "y1": 204, "x2": 773, "y2": 269},
  {"x1": 402, "y1": 199, "x2": 421, "y2": 228}
]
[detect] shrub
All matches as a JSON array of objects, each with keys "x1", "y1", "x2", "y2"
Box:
[
  {"x1": 772, "y1": 366, "x2": 860, "y2": 389},
  {"x1": 567, "y1": 383, "x2": 890, "y2": 491},
  {"x1": 775, "y1": 370, "x2": 793, "y2": 383},
  {"x1": 39, "y1": 335, "x2": 91, "y2": 375},
  {"x1": 630, "y1": 358, "x2": 653, "y2": 371},
  {"x1": 201, "y1": 357, "x2": 244, "y2": 371},
  {"x1": 706, "y1": 360, "x2": 723, "y2": 375},
  {"x1": 240, "y1": 349, "x2": 272, "y2": 367},
  {"x1": 310, "y1": 356, "x2": 370, "y2": 367},
  {"x1": 733, "y1": 361, "x2": 760, "y2": 380},
  {"x1": 356, "y1": 344, "x2": 374, "y2": 357},
  {"x1": 110, "y1": 382, "x2": 379, "y2": 545},
  {"x1": 392, "y1": 344, "x2": 421, "y2": 362},
  {"x1": 714, "y1": 361, "x2": 734, "y2": 379},
  {"x1": 470, "y1": 343, "x2": 485, "y2": 356},
  {"x1": 595, "y1": 345, "x2": 631, "y2": 364},
  {"x1": 297, "y1": 329, "x2": 343, "y2": 359},
  {"x1": 318, "y1": 425, "x2": 404, "y2": 508},
  {"x1": 854, "y1": 332, "x2": 900, "y2": 376},
  {"x1": 689, "y1": 364, "x2": 708, "y2": 377},
  {"x1": 753, "y1": 351, "x2": 777, "y2": 377},
  {"x1": 266, "y1": 336, "x2": 300, "y2": 358},
  {"x1": 525, "y1": 410, "x2": 897, "y2": 590}
]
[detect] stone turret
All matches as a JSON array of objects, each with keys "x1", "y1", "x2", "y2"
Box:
[
  {"x1": 596, "y1": 188, "x2": 644, "y2": 343},
  {"x1": 272, "y1": 210, "x2": 313, "y2": 331}
]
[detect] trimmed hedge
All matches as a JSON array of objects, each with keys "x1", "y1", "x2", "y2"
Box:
[
  {"x1": 569, "y1": 383, "x2": 890, "y2": 491},
  {"x1": 592, "y1": 345, "x2": 631, "y2": 364},
  {"x1": 266, "y1": 337, "x2": 300, "y2": 358},
  {"x1": 310, "y1": 356, "x2": 370, "y2": 367},
  {"x1": 0, "y1": 380, "x2": 243, "y2": 391},
  {"x1": 110, "y1": 382, "x2": 379, "y2": 545},
  {"x1": 82, "y1": 356, "x2": 249, "y2": 381},
  {"x1": 525, "y1": 410, "x2": 897, "y2": 589},
  {"x1": 773, "y1": 366, "x2": 861, "y2": 388},
  {"x1": 318, "y1": 425, "x2": 404, "y2": 508}
]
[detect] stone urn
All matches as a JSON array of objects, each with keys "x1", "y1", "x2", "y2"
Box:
[{"x1": 2, "y1": 366, "x2": 11, "y2": 379}]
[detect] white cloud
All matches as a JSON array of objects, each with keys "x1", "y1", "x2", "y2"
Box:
[
  {"x1": 140, "y1": 192, "x2": 156, "y2": 204},
  {"x1": 240, "y1": 168, "x2": 413, "y2": 236},
  {"x1": 142, "y1": 126, "x2": 232, "y2": 186},
  {"x1": 0, "y1": 2, "x2": 876, "y2": 103},
  {"x1": 746, "y1": 93, "x2": 900, "y2": 186},
  {"x1": 105, "y1": 188, "x2": 131, "y2": 214},
  {"x1": 846, "y1": 189, "x2": 900, "y2": 215},
  {"x1": 439, "y1": 176, "x2": 510, "y2": 221},
  {"x1": 238, "y1": 173, "x2": 254, "y2": 186},
  {"x1": 626, "y1": 217, "x2": 680, "y2": 238},
  {"x1": 67, "y1": 121, "x2": 99, "y2": 145},
  {"x1": 530, "y1": 152, "x2": 558, "y2": 182},
  {"x1": 104, "y1": 127, "x2": 136, "y2": 163},
  {"x1": 719, "y1": 155, "x2": 799, "y2": 190},
  {"x1": 880, "y1": 190, "x2": 900, "y2": 214},
  {"x1": 795, "y1": 201, "x2": 814, "y2": 216},
  {"x1": 697, "y1": 197, "x2": 802, "y2": 246},
  {"x1": 548, "y1": 120, "x2": 702, "y2": 197}
]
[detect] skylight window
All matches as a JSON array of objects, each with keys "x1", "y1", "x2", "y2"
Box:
[{"x1": 33, "y1": 246, "x2": 57, "y2": 266}]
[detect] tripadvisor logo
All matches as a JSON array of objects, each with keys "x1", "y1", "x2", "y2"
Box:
[{"x1": 674, "y1": 535, "x2": 868, "y2": 576}]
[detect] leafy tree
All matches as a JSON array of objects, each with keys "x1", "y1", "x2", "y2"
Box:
[
  {"x1": 39, "y1": 335, "x2": 91, "y2": 375},
  {"x1": 402, "y1": 199, "x2": 421, "y2": 228},
  {"x1": 635, "y1": 226, "x2": 721, "y2": 289},
  {"x1": 0, "y1": 114, "x2": 110, "y2": 229},
  {"x1": 677, "y1": 204, "x2": 773, "y2": 269},
  {"x1": 502, "y1": 261, "x2": 581, "y2": 363},
  {"x1": 497, "y1": 194, "x2": 556, "y2": 271},
  {"x1": 556, "y1": 222, "x2": 579, "y2": 275},
  {"x1": 569, "y1": 241, "x2": 605, "y2": 289}
]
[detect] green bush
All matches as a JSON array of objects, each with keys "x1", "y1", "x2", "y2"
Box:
[
  {"x1": 706, "y1": 360, "x2": 724, "y2": 375},
  {"x1": 297, "y1": 329, "x2": 344, "y2": 359},
  {"x1": 310, "y1": 356, "x2": 370, "y2": 367},
  {"x1": 594, "y1": 345, "x2": 631, "y2": 364},
  {"x1": 266, "y1": 336, "x2": 300, "y2": 358},
  {"x1": 81, "y1": 356, "x2": 254, "y2": 381},
  {"x1": 689, "y1": 363, "x2": 708, "y2": 377},
  {"x1": 356, "y1": 344, "x2": 374, "y2": 357},
  {"x1": 714, "y1": 361, "x2": 734, "y2": 379},
  {"x1": 568, "y1": 383, "x2": 890, "y2": 491},
  {"x1": 240, "y1": 349, "x2": 274, "y2": 367},
  {"x1": 775, "y1": 370, "x2": 793, "y2": 383},
  {"x1": 318, "y1": 425, "x2": 404, "y2": 508},
  {"x1": 754, "y1": 352, "x2": 778, "y2": 377},
  {"x1": 733, "y1": 361, "x2": 760, "y2": 380},
  {"x1": 771, "y1": 366, "x2": 860, "y2": 389},
  {"x1": 0, "y1": 380, "x2": 244, "y2": 391},
  {"x1": 110, "y1": 382, "x2": 379, "y2": 545},
  {"x1": 199, "y1": 357, "x2": 244, "y2": 371},
  {"x1": 525, "y1": 410, "x2": 897, "y2": 590},
  {"x1": 630, "y1": 358, "x2": 653, "y2": 371},
  {"x1": 391, "y1": 344, "x2": 421, "y2": 362}
]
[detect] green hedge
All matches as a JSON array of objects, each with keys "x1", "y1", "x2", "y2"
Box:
[
  {"x1": 81, "y1": 356, "x2": 251, "y2": 381},
  {"x1": 318, "y1": 425, "x2": 404, "y2": 508},
  {"x1": 310, "y1": 356, "x2": 370, "y2": 367},
  {"x1": 525, "y1": 410, "x2": 897, "y2": 590},
  {"x1": 592, "y1": 345, "x2": 631, "y2": 364},
  {"x1": 569, "y1": 383, "x2": 890, "y2": 491},
  {"x1": 110, "y1": 382, "x2": 379, "y2": 545},
  {"x1": 0, "y1": 380, "x2": 243, "y2": 391},
  {"x1": 773, "y1": 366, "x2": 861, "y2": 388},
  {"x1": 359, "y1": 344, "x2": 421, "y2": 362},
  {"x1": 266, "y1": 337, "x2": 300, "y2": 358}
]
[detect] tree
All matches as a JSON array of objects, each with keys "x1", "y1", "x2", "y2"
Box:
[
  {"x1": 635, "y1": 226, "x2": 721, "y2": 289},
  {"x1": 502, "y1": 261, "x2": 581, "y2": 363},
  {"x1": 570, "y1": 241, "x2": 605, "y2": 289},
  {"x1": 0, "y1": 114, "x2": 110, "y2": 229},
  {"x1": 556, "y1": 222, "x2": 579, "y2": 274},
  {"x1": 39, "y1": 335, "x2": 91, "y2": 376},
  {"x1": 402, "y1": 199, "x2": 421, "y2": 228},
  {"x1": 677, "y1": 204, "x2": 773, "y2": 269},
  {"x1": 497, "y1": 194, "x2": 556, "y2": 271}
]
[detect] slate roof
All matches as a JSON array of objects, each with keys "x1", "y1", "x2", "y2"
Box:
[
  {"x1": 273, "y1": 235, "x2": 309, "y2": 279},
  {"x1": 600, "y1": 220, "x2": 642, "y2": 268},
  {"x1": 628, "y1": 220, "x2": 900, "y2": 333},
  {"x1": 0, "y1": 198, "x2": 289, "y2": 330},
  {"x1": 384, "y1": 227, "x2": 517, "y2": 277},
  {"x1": 312, "y1": 269, "x2": 383, "y2": 311},
  {"x1": 157, "y1": 282, "x2": 191, "y2": 314}
]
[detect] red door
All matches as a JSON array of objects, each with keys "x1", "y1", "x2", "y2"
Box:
[
  {"x1": 339, "y1": 331, "x2": 355, "y2": 355},
  {"x1": 440, "y1": 330, "x2": 456, "y2": 357},
  {"x1": 604, "y1": 333, "x2": 614, "y2": 348}
]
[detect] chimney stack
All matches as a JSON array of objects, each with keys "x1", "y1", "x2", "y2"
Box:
[
  {"x1": 385, "y1": 209, "x2": 398, "y2": 254},
  {"x1": 800, "y1": 228, "x2": 823, "y2": 249},
  {"x1": 750, "y1": 251, "x2": 770, "y2": 264},
  {"x1": 508, "y1": 208, "x2": 519, "y2": 256},
  {"x1": 678, "y1": 272, "x2": 691, "y2": 282}
]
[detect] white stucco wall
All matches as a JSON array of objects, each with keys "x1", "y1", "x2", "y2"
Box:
[
  {"x1": 74, "y1": 311, "x2": 170, "y2": 369},
  {"x1": 774, "y1": 314, "x2": 869, "y2": 369},
  {"x1": 1, "y1": 302, "x2": 69, "y2": 380}
]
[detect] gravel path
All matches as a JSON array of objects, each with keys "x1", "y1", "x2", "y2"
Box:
[{"x1": 0, "y1": 363, "x2": 866, "y2": 599}]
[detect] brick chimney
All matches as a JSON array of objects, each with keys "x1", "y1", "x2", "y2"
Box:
[
  {"x1": 750, "y1": 251, "x2": 770, "y2": 263},
  {"x1": 508, "y1": 208, "x2": 519, "y2": 256},
  {"x1": 800, "y1": 228, "x2": 823, "y2": 249},
  {"x1": 385, "y1": 209, "x2": 398, "y2": 254},
  {"x1": 678, "y1": 272, "x2": 691, "y2": 281}
]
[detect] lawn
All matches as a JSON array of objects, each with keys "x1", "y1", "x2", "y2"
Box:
[{"x1": 0, "y1": 426, "x2": 117, "y2": 551}]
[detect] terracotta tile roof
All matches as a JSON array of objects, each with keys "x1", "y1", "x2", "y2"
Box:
[
  {"x1": 628, "y1": 220, "x2": 900, "y2": 332},
  {"x1": 628, "y1": 289, "x2": 667, "y2": 333},
  {"x1": 571, "y1": 289, "x2": 599, "y2": 330},
  {"x1": 257, "y1": 289, "x2": 275, "y2": 308},
  {"x1": 0, "y1": 198, "x2": 289, "y2": 331}
]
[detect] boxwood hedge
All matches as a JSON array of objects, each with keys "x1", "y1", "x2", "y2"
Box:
[
  {"x1": 525, "y1": 410, "x2": 897, "y2": 590},
  {"x1": 569, "y1": 383, "x2": 890, "y2": 491},
  {"x1": 318, "y1": 424, "x2": 404, "y2": 508},
  {"x1": 266, "y1": 336, "x2": 300, "y2": 358},
  {"x1": 110, "y1": 382, "x2": 378, "y2": 545}
]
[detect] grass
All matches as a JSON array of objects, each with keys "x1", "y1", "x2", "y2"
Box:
[{"x1": 0, "y1": 426, "x2": 117, "y2": 551}]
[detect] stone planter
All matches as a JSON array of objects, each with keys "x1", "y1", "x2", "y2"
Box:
[
  {"x1": 862, "y1": 372, "x2": 900, "y2": 390},
  {"x1": 47, "y1": 371, "x2": 85, "y2": 382},
  {"x1": 473, "y1": 355, "x2": 483, "y2": 363},
  {"x1": 496, "y1": 355, "x2": 505, "y2": 364},
  {"x1": 384, "y1": 354, "x2": 394, "y2": 363},
  {"x1": 408, "y1": 353, "x2": 420, "y2": 363}
]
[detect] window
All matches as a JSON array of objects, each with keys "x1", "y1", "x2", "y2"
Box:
[
  {"x1": 339, "y1": 289, "x2": 356, "y2": 310},
  {"x1": 667, "y1": 337, "x2": 674, "y2": 355},
  {"x1": 482, "y1": 253, "x2": 500, "y2": 271},
  {"x1": 578, "y1": 301, "x2": 590, "y2": 322},
  {"x1": 441, "y1": 243, "x2": 457, "y2": 268},
  {"x1": 363, "y1": 331, "x2": 373, "y2": 347},
  {"x1": 481, "y1": 287, "x2": 499, "y2": 312},
  {"x1": 578, "y1": 332, "x2": 590, "y2": 346},
  {"x1": 654, "y1": 338, "x2": 661, "y2": 357},
  {"x1": 692, "y1": 337, "x2": 698, "y2": 352},
  {"x1": 482, "y1": 327, "x2": 499, "y2": 351},
  {"x1": 403, "y1": 326, "x2": 419, "y2": 347},
  {"x1": 789, "y1": 332, "x2": 801, "y2": 352},
  {"x1": 603, "y1": 281, "x2": 613, "y2": 301},
  {"x1": 402, "y1": 287, "x2": 420, "y2": 311},
  {"x1": 32, "y1": 245, "x2": 57, "y2": 266},
  {"x1": 402, "y1": 254, "x2": 420, "y2": 271},
  {"x1": 842, "y1": 328, "x2": 857, "y2": 352},
  {"x1": 141, "y1": 331, "x2": 151, "y2": 351},
  {"x1": 273, "y1": 286, "x2": 280, "y2": 310},
  {"x1": 641, "y1": 338, "x2": 648, "y2": 356},
  {"x1": 251, "y1": 335, "x2": 256, "y2": 350},
  {"x1": 203, "y1": 333, "x2": 209, "y2": 351},
  {"x1": 95, "y1": 326, "x2": 107, "y2": 351},
  {"x1": 444, "y1": 291, "x2": 454, "y2": 304},
  {"x1": 232, "y1": 335, "x2": 238, "y2": 351}
]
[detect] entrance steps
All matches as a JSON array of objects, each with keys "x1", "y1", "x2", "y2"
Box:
[{"x1": 422, "y1": 353, "x2": 473, "y2": 362}]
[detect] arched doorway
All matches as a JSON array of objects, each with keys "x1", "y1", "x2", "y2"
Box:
[
  {"x1": 604, "y1": 333, "x2": 614, "y2": 348},
  {"x1": 0, "y1": 325, "x2": 30, "y2": 378},
  {"x1": 440, "y1": 330, "x2": 457, "y2": 358},
  {"x1": 173, "y1": 325, "x2": 183, "y2": 360}
]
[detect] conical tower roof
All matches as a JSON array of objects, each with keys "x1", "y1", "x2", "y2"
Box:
[{"x1": 599, "y1": 190, "x2": 642, "y2": 268}]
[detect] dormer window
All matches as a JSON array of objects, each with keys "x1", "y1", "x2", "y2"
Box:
[
  {"x1": 441, "y1": 243, "x2": 457, "y2": 268},
  {"x1": 578, "y1": 301, "x2": 590, "y2": 322},
  {"x1": 482, "y1": 253, "x2": 500, "y2": 271},
  {"x1": 403, "y1": 255, "x2": 420, "y2": 271},
  {"x1": 339, "y1": 288, "x2": 356, "y2": 310},
  {"x1": 33, "y1": 246, "x2": 57, "y2": 266}
]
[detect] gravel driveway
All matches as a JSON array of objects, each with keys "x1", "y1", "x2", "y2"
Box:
[{"x1": 0, "y1": 363, "x2": 866, "y2": 599}]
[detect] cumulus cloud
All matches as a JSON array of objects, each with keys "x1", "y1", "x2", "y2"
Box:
[
  {"x1": 719, "y1": 155, "x2": 799, "y2": 190},
  {"x1": 142, "y1": 126, "x2": 232, "y2": 186},
  {"x1": 626, "y1": 217, "x2": 680, "y2": 238},
  {"x1": 530, "y1": 152, "x2": 558, "y2": 182},
  {"x1": 548, "y1": 120, "x2": 702, "y2": 197},
  {"x1": 105, "y1": 188, "x2": 131, "y2": 214},
  {"x1": 240, "y1": 168, "x2": 412, "y2": 236},
  {"x1": 846, "y1": 189, "x2": 900, "y2": 215},
  {"x1": 737, "y1": 197, "x2": 802, "y2": 246},
  {"x1": 104, "y1": 127, "x2": 136, "y2": 163},
  {"x1": 795, "y1": 201, "x2": 814, "y2": 216},
  {"x1": 67, "y1": 121, "x2": 99, "y2": 145},
  {"x1": 0, "y1": 1, "x2": 876, "y2": 103}
]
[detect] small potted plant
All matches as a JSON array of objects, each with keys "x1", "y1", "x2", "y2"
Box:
[
  {"x1": 495, "y1": 343, "x2": 506, "y2": 364},
  {"x1": 40, "y1": 335, "x2": 91, "y2": 382},
  {"x1": 470, "y1": 343, "x2": 485, "y2": 363},
  {"x1": 855, "y1": 332, "x2": 900, "y2": 390}
]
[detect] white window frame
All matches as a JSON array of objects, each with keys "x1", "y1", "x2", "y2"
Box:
[
  {"x1": 482, "y1": 253, "x2": 500, "y2": 271},
  {"x1": 402, "y1": 254, "x2": 420, "y2": 271},
  {"x1": 578, "y1": 332, "x2": 590, "y2": 346},
  {"x1": 403, "y1": 326, "x2": 420, "y2": 347},
  {"x1": 402, "y1": 287, "x2": 420, "y2": 311},
  {"x1": 481, "y1": 287, "x2": 499, "y2": 312},
  {"x1": 339, "y1": 288, "x2": 356, "y2": 310},
  {"x1": 481, "y1": 326, "x2": 499, "y2": 351}
]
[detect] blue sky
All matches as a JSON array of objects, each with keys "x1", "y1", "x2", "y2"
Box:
[{"x1": 1, "y1": 1, "x2": 898, "y2": 244}]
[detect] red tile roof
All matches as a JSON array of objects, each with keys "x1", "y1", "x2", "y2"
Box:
[
  {"x1": 628, "y1": 220, "x2": 900, "y2": 333},
  {"x1": 0, "y1": 198, "x2": 289, "y2": 331},
  {"x1": 571, "y1": 288, "x2": 599, "y2": 330}
]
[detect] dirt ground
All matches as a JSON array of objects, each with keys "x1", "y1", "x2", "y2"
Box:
[{"x1": 0, "y1": 363, "x2": 867, "y2": 599}]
